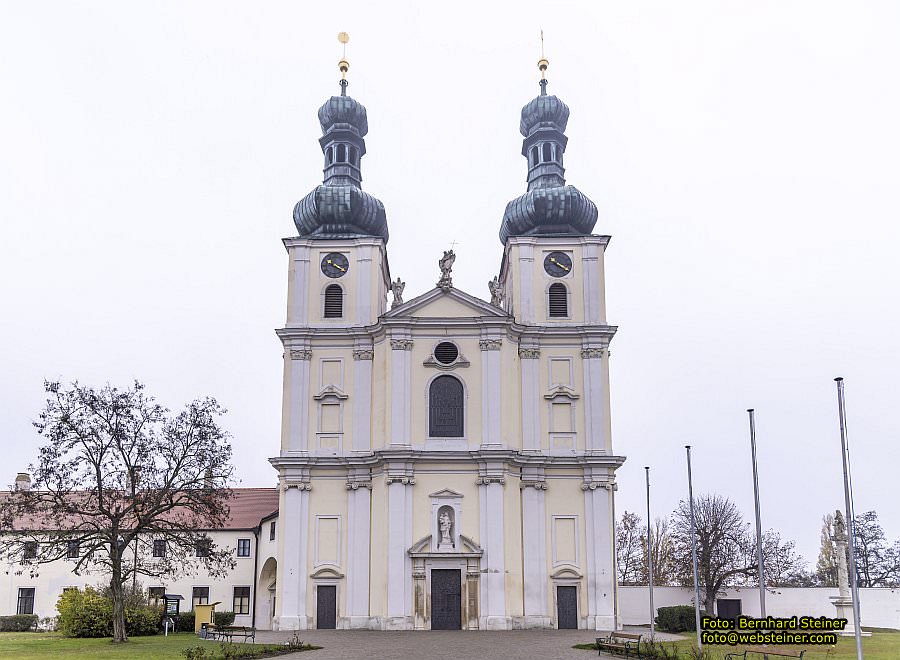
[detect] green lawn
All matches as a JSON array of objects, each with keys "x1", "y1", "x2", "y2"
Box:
[
  {"x1": 576, "y1": 629, "x2": 900, "y2": 659},
  {"x1": 0, "y1": 632, "x2": 314, "y2": 660}
]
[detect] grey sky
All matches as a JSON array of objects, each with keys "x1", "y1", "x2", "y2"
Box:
[{"x1": 2, "y1": 1, "x2": 898, "y2": 565}]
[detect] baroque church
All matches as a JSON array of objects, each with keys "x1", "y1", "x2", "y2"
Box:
[{"x1": 269, "y1": 48, "x2": 624, "y2": 631}]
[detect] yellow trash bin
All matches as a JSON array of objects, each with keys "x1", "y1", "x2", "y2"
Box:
[{"x1": 194, "y1": 602, "x2": 221, "y2": 634}]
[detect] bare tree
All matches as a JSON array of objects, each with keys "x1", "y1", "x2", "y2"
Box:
[
  {"x1": 0, "y1": 381, "x2": 235, "y2": 643},
  {"x1": 761, "y1": 529, "x2": 809, "y2": 586},
  {"x1": 616, "y1": 511, "x2": 645, "y2": 585},
  {"x1": 671, "y1": 494, "x2": 805, "y2": 612},
  {"x1": 642, "y1": 517, "x2": 676, "y2": 586},
  {"x1": 853, "y1": 511, "x2": 900, "y2": 587}
]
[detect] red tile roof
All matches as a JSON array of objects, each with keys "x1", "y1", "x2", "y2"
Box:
[
  {"x1": 0, "y1": 487, "x2": 279, "y2": 532},
  {"x1": 223, "y1": 488, "x2": 280, "y2": 529}
]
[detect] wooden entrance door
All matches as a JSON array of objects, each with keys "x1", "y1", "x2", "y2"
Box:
[{"x1": 430, "y1": 569, "x2": 461, "y2": 630}]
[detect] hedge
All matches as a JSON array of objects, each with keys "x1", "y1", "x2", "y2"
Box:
[
  {"x1": 655, "y1": 605, "x2": 709, "y2": 633},
  {"x1": 0, "y1": 614, "x2": 39, "y2": 632}
]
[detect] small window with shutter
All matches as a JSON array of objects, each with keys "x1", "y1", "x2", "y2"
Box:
[
  {"x1": 548, "y1": 283, "x2": 568, "y2": 318},
  {"x1": 324, "y1": 284, "x2": 343, "y2": 318}
]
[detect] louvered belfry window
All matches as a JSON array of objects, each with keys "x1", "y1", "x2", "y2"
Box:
[
  {"x1": 429, "y1": 375, "x2": 464, "y2": 438},
  {"x1": 548, "y1": 283, "x2": 568, "y2": 318},
  {"x1": 324, "y1": 284, "x2": 343, "y2": 318}
]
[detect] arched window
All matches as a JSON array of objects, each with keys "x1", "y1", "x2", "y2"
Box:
[
  {"x1": 548, "y1": 283, "x2": 568, "y2": 318},
  {"x1": 429, "y1": 375, "x2": 464, "y2": 438},
  {"x1": 349, "y1": 146, "x2": 358, "y2": 166},
  {"x1": 326, "y1": 148, "x2": 333, "y2": 165},
  {"x1": 542, "y1": 142, "x2": 552, "y2": 163},
  {"x1": 337, "y1": 144, "x2": 347, "y2": 163},
  {"x1": 324, "y1": 284, "x2": 343, "y2": 318},
  {"x1": 531, "y1": 146, "x2": 539, "y2": 167}
]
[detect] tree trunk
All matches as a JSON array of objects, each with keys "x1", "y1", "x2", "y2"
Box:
[{"x1": 110, "y1": 567, "x2": 128, "y2": 643}]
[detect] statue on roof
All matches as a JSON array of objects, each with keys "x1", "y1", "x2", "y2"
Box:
[
  {"x1": 437, "y1": 250, "x2": 455, "y2": 290},
  {"x1": 390, "y1": 277, "x2": 405, "y2": 308},
  {"x1": 489, "y1": 276, "x2": 503, "y2": 306}
]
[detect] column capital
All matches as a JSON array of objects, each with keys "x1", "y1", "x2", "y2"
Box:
[
  {"x1": 476, "y1": 476, "x2": 506, "y2": 486},
  {"x1": 390, "y1": 339, "x2": 414, "y2": 351},
  {"x1": 479, "y1": 339, "x2": 503, "y2": 351},
  {"x1": 282, "y1": 480, "x2": 312, "y2": 491},
  {"x1": 581, "y1": 480, "x2": 616, "y2": 492},
  {"x1": 518, "y1": 347, "x2": 541, "y2": 359},
  {"x1": 581, "y1": 347, "x2": 608, "y2": 359},
  {"x1": 520, "y1": 480, "x2": 548, "y2": 490},
  {"x1": 289, "y1": 349, "x2": 313, "y2": 360},
  {"x1": 353, "y1": 349, "x2": 374, "y2": 360},
  {"x1": 385, "y1": 475, "x2": 416, "y2": 486}
]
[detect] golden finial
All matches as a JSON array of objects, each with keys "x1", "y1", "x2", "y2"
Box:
[
  {"x1": 538, "y1": 30, "x2": 549, "y2": 95},
  {"x1": 338, "y1": 32, "x2": 350, "y2": 77}
]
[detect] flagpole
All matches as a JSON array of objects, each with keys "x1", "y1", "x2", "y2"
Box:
[
  {"x1": 645, "y1": 466, "x2": 655, "y2": 640},
  {"x1": 835, "y1": 377, "x2": 864, "y2": 660},
  {"x1": 685, "y1": 445, "x2": 702, "y2": 649},
  {"x1": 748, "y1": 409, "x2": 767, "y2": 619}
]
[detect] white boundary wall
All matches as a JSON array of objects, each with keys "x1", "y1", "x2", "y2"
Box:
[{"x1": 619, "y1": 586, "x2": 900, "y2": 630}]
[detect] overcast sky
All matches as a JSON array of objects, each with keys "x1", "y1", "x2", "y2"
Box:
[{"x1": 2, "y1": 1, "x2": 898, "y2": 565}]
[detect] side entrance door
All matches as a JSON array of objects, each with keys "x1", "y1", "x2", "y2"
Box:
[
  {"x1": 316, "y1": 585, "x2": 336, "y2": 629},
  {"x1": 716, "y1": 598, "x2": 742, "y2": 621},
  {"x1": 431, "y1": 569, "x2": 462, "y2": 630},
  {"x1": 557, "y1": 586, "x2": 578, "y2": 629}
]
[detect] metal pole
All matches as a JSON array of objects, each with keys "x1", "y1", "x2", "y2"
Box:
[
  {"x1": 685, "y1": 446, "x2": 702, "y2": 649},
  {"x1": 835, "y1": 377, "x2": 864, "y2": 660},
  {"x1": 748, "y1": 409, "x2": 766, "y2": 619},
  {"x1": 645, "y1": 466, "x2": 655, "y2": 640}
]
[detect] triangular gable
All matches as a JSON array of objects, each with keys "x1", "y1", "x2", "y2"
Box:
[
  {"x1": 429, "y1": 488, "x2": 464, "y2": 498},
  {"x1": 384, "y1": 287, "x2": 507, "y2": 320}
]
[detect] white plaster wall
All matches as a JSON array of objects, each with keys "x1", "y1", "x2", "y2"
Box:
[
  {"x1": 0, "y1": 530, "x2": 261, "y2": 623},
  {"x1": 618, "y1": 586, "x2": 900, "y2": 630}
]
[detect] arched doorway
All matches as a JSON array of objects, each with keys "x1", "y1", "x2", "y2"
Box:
[{"x1": 257, "y1": 557, "x2": 277, "y2": 630}]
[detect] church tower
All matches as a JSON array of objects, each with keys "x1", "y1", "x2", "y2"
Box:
[{"x1": 269, "y1": 39, "x2": 623, "y2": 633}]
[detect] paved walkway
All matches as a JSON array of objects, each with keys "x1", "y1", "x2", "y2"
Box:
[
  {"x1": 259, "y1": 630, "x2": 596, "y2": 659},
  {"x1": 257, "y1": 627, "x2": 677, "y2": 660}
]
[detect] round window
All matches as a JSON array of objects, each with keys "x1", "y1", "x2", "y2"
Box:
[{"x1": 434, "y1": 342, "x2": 459, "y2": 365}]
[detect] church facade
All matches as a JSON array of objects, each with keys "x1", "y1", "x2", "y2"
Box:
[{"x1": 270, "y1": 62, "x2": 624, "y2": 631}]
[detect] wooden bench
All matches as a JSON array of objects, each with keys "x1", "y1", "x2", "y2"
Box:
[
  {"x1": 596, "y1": 631, "x2": 643, "y2": 657},
  {"x1": 211, "y1": 626, "x2": 257, "y2": 644},
  {"x1": 724, "y1": 646, "x2": 805, "y2": 660}
]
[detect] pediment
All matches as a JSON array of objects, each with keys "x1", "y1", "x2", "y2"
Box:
[
  {"x1": 550, "y1": 566, "x2": 583, "y2": 580},
  {"x1": 384, "y1": 287, "x2": 507, "y2": 320},
  {"x1": 543, "y1": 385, "x2": 580, "y2": 400},
  {"x1": 429, "y1": 488, "x2": 464, "y2": 499},
  {"x1": 313, "y1": 385, "x2": 348, "y2": 400},
  {"x1": 409, "y1": 534, "x2": 483, "y2": 556},
  {"x1": 310, "y1": 567, "x2": 344, "y2": 579}
]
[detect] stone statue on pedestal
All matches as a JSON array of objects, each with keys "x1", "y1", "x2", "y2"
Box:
[{"x1": 830, "y1": 509, "x2": 870, "y2": 636}]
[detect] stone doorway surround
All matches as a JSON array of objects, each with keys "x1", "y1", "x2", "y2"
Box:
[{"x1": 409, "y1": 535, "x2": 483, "y2": 630}]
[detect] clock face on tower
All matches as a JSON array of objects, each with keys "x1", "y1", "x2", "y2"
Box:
[
  {"x1": 321, "y1": 252, "x2": 349, "y2": 278},
  {"x1": 543, "y1": 251, "x2": 573, "y2": 277}
]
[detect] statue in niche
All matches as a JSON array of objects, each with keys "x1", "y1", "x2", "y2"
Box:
[{"x1": 438, "y1": 507, "x2": 454, "y2": 549}]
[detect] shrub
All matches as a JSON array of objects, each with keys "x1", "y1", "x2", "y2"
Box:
[
  {"x1": 0, "y1": 614, "x2": 39, "y2": 632},
  {"x1": 176, "y1": 610, "x2": 196, "y2": 632},
  {"x1": 182, "y1": 647, "x2": 211, "y2": 660},
  {"x1": 56, "y1": 586, "x2": 162, "y2": 637},
  {"x1": 655, "y1": 605, "x2": 709, "y2": 633},
  {"x1": 214, "y1": 611, "x2": 236, "y2": 628}
]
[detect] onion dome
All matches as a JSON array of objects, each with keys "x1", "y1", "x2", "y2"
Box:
[
  {"x1": 499, "y1": 60, "x2": 597, "y2": 244},
  {"x1": 293, "y1": 40, "x2": 388, "y2": 242}
]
